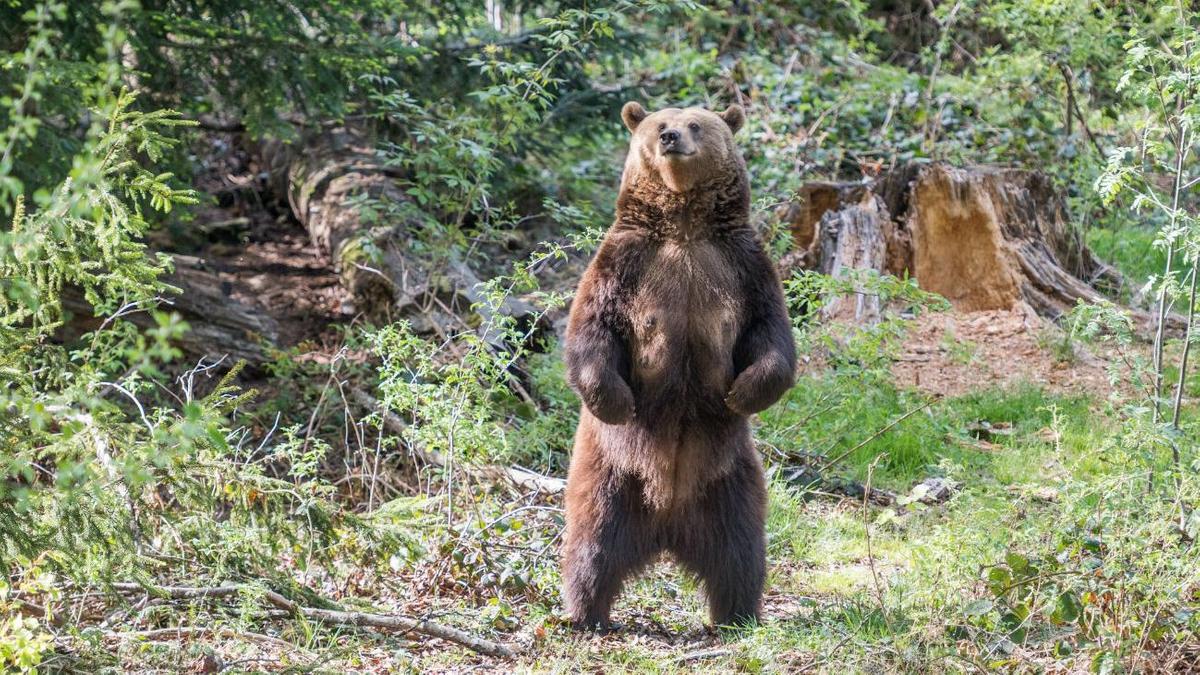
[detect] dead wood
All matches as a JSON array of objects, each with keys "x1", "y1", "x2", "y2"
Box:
[
  {"x1": 780, "y1": 464, "x2": 898, "y2": 506},
  {"x1": 61, "y1": 254, "x2": 279, "y2": 364},
  {"x1": 780, "y1": 161, "x2": 1178, "y2": 333},
  {"x1": 109, "y1": 581, "x2": 513, "y2": 658},
  {"x1": 110, "y1": 625, "x2": 315, "y2": 661},
  {"x1": 259, "y1": 128, "x2": 543, "y2": 341},
  {"x1": 808, "y1": 191, "x2": 890, "y2": 324},
  {"x1": 675, "y1": 648, "x2": 733, "y2": 663}
]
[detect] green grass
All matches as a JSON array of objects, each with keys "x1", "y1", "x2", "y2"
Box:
[
  {"x1": 1086, "y1": 225, "x2": 1165, "y2": 292},
  {"x1": 760, "y1": 373, "x2": 1091, "y2": 490}
]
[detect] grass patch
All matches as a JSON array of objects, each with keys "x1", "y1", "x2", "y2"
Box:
[{"x1": 1086, "y1": 225, "x2": 1164, "y2": 291}]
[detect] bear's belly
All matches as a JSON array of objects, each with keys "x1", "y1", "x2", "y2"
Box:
[
  {"x1": 629, "y1": 240, "x2": 742, "y2": 409},
  {"x1": 603, "y1": 239, "x2": 746, "y2": 509}
]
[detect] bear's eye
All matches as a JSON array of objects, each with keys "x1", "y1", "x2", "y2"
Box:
[
  {"x1": 657, "y1": 123, "x2": 666, "y2": 132},
  {"x1": 688, "y1": 122, "x2": 700, "y2": 132}
]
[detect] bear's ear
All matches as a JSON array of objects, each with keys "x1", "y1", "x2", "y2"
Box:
[
  {"x1": 622, "y1": 101, "x2": 648, "y2": 132},
  {"x1": 720, "y1": 104, "x2": 745, "y2": 134}
]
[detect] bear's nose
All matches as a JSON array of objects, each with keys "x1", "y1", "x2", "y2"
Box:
[{"x1": 659, "y1": 129, "x2": 680, "y2": 146}]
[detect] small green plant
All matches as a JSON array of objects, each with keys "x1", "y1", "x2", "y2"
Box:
[
  {"x1": 1035, "y1": 326, "x2": 1078, "y2": 364},
  {"x1": 785, "y1": 268, "x2": 950, "y2": 376},
  {"x1": 941, "y1": 327, "x2": 980, "y2": 365}
]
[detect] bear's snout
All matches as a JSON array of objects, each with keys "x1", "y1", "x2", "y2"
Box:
[{"x1": 659, "y1": 128, "x2": 683, "y2": 152}]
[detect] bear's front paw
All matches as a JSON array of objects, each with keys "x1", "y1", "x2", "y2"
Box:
[
  {"x1": 583, "y1": 377, "x2": 635, "y2": 425},
  {"x1": 724, "y1": 373, "x2": 761, "y2": 417},
  {"x1": 726, "y1": 359, "x2": 794, "y2": 416},
  {"x1": 724, "y1": 390, "x2": 750, "y2": 416}
]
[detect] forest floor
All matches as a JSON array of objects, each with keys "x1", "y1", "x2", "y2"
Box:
[
  {"x1": 101, "y1": 141, "x2": 1189, "y2": 673},
  {"x1": 124, "y1": 217, "x2": 1161, "y2": 672},
  {"x1": 890, "y1": 308, "x2": 1114, "y2": 398}
]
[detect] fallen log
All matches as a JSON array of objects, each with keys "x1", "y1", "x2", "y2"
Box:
[
  {"x1": 259, "y1": 127, "x2": 543, "y2": 340},
  {"x1": 62, "y1": 254, "x2": 279, "y2": 365},
  {"x1": 780, "y1": 464, "x2": 897, "y2": 506}
]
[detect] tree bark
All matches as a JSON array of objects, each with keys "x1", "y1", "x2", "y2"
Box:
[
  {"x1": 62, "y1": 255, "x2": 279, "y2": 365},
  {"x1": 809, "y1": 191, "x2": 889, "y2": 324},
  {"x1": 259, "y1": 127, "x2": 539, "y2": 336}
]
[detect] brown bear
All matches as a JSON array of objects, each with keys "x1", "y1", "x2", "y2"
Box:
[{"x1": 560, "y1": 101, "x2": 796, "y2": 630}]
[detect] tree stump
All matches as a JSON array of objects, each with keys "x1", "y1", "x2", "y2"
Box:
[
  {"x1": 809, "y1": 191, "x2": 888, "y2": 324},
  {"x1": 781, "y1": 162, "x2": 1141, "y2": 326}
]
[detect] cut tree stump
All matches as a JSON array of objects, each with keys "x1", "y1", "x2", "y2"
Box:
[
  {"x1": 808, "y1": 190, "x2": 889, "y2": 324},
  {"x1": 779, "y1": 161, "x2": 1169, "y2": 328}
]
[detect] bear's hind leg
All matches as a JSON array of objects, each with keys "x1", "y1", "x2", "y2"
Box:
[
  {"x1": 668, "y1": 453, "x2": 767, "y2": 627},
  {"x1": 562, "y1": 464, "x2": 656, "y2": 630}
]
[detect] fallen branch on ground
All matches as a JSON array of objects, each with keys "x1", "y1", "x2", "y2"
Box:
[
  {"x1": 676, "y1": 647, "x2": 732, "y2": 663},
  {"x1": 109, "y1": 582, "x2": 513, "y2": 658},
  {"x1": 779, "y1": 464, "x2": 898, "y2": 506}
]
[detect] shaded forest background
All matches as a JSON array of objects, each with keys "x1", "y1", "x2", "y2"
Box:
[{"x1": 4, "y1": 1, "x2": 1200, "y2": 672}]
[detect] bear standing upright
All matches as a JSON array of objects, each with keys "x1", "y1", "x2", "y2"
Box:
[{"x1": 561, "y1": 101, "x2": 796, "y2": 630}]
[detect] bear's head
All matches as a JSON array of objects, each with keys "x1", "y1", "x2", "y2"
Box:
[{"x1": 620, "y1": 102, "x2": 746, "y2": 194}]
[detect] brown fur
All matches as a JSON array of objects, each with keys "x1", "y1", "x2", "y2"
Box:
[{"x1": 561, "y1": 103, "x2": 796, "y2": 629}]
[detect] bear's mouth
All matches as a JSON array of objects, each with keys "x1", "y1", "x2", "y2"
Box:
[{"x1": 660, "y1": 148, "x2": 696, "y2": 157}]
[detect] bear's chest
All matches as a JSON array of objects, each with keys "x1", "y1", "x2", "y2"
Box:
[{"x1": 629, "y1": 240, "x2": 741, "y2": 376}]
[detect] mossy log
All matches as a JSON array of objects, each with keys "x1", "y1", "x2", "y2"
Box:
[{"x1": 259, "y1": 127, "x2": 538, "y2": 338}]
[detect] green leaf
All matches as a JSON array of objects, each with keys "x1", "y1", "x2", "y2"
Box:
[
  {"x1": 963, "y1": 598, "x2": 994, "y2": 618},
  {"x1": 1054, "y1": 592, "x2": 1083, "y2": 624}
]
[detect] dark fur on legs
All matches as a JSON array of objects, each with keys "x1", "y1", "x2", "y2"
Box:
[
  {"x1": 561, "y1": 446, "x2": 658, "y2": 630},
  {"x1": 668, "y1": 452, "x2": 767, "y2": 626},
  {"x1": 562, "y1": 441, "x2": 767, "y2": 629}
]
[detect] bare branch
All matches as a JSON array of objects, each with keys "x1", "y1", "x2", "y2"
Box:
[{"x1": 110, "y1": 581, "x2": 514, "y2": 658}]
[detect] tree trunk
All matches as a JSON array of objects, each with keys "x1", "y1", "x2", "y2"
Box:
[{"x1": 780, "y1": 161, "x2": 1164, "y2": 328}]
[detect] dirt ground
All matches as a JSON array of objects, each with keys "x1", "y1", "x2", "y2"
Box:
[{"x1": 890, "y1": 307, "x2": 1115, "y2": 398}]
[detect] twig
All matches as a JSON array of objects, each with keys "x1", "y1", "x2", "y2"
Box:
[
  {"x1": 277, "y1": 601, "x2": 512, "y2": 658},
  {"x1": 820, "y1": 397, "x2": 938, "y2": 470},
  {"x1": 1171, "y1": 244, "x2": 1198, "y2": 430},
  {"x1": 1151, "y1": 126, "x2": 1190, "y2": 431},
  {"x1": 110, "y1": 582, "x2": 513, "y2": 658},
  {"x1": 861, "y1": 456, "x2": 893, "y2": 633},
  {"x1": 675, "y1": 647, "x2": 731, "y2": 663},
  {"x1": 110, "y1": 625, "x2": 313, "y2": 661},
  {"x1": 1057, "y1": 63, "x2": 1106, "y2": 157}
]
